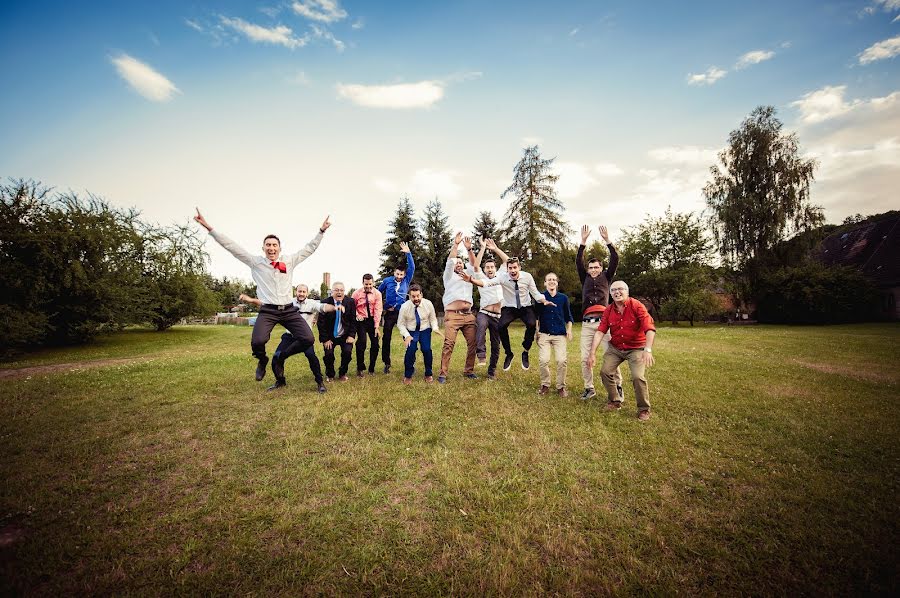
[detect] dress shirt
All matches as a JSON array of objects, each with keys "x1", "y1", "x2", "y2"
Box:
[
  {"x1": 598, "y1": 298, "x2": 656, "y2": 350},
  {"x1": 351, "y1": 288, "x2": 383, "y2": 323},
  {"x1": 210, "y1": 229, "x2": 323, "y2": 305},
  {"x1": 293, "y1": 298, "x2": 326, "y2": 327},
  {"x1": 378, "y1": 252, "x2": 416, "y2": 310},
  {"x1": 475, "y1": 272, "x2": 504, "y2": 307},
  {"x1": 536, "y1": 291, "x2": 574, "y2": 335},
  {"x1": 397, "y1": 299, "x2": 440, "y2": 338},
  {"x1": 480, "y1": 268, "x2": 544, "y2": 307},
  {"x1": 442, "y1": 257, "x2": 476, "y2": 307}
]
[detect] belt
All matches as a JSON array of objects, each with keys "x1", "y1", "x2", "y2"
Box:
[
  {"x1": 263, "y1": 303, "x2": 294, "y2": 311},
  {"x1": 445, "y1": 309, "x2": 473, "y2": 315},
  {"x1": 479, "y1": 309, "x2": 501, "y2": 319},
  {"x1": 582, "y1": 316, "x2": 602, "y2": 323}
]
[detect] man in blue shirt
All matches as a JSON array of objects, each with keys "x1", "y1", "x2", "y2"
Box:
[
  {"x1": 535, "y1": 272, "x2": 574, "y2": 397},
  {"x1": 377, "y1": 241, "x2": 415, "y2": 374}
]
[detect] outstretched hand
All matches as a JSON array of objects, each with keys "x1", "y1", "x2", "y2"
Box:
[
  {"x1": 598, "y1": 225, "x2": 610, "y2": 244},
  {"x1": 485, "y1": 238, "x2": 497, "y2": 250},
  {"x1": 463, "y1": 236, "x2": 473, "y2": 251},
  {"x1": 457, "y1": 271, "x2": 473, "y2": 283},
  {"x1": 399, "y1": 241, "x2": 410, "y2": 253},
  {"x1": 194, "y1": 208, "x2": 212, "y2": 231},
  {"x1": 580, "y1": 224, "x2": 590, "y2": 245},
  {"x1": 454, "y1": 231, "x2": 463, "y2": 246},
  {"x1": 320, "y1": 215, "x2": 332, "y2": 232}
]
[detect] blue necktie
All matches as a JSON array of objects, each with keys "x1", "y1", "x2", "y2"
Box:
[
  {"x1": 414, "y1": 306, "x2": 421, "y2": 331},
  {"x1": 334, "y1": 300, "x2": 342, "y2": 337}
]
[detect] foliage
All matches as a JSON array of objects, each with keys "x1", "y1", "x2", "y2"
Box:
[
  {"x1": 755, "y1": 263, "x2": 880, "y2": 324},
  {"x1": 618, "y1": 208, "x2": 718, "y2": 324},
  {"x1": 471, "y1": 210, "x2": 499, "y2": 259},
  {"x1": 418, "y1": 200, "x2": 452, "y2": 310},
  {"x1": 500, "y1": 146, "x2": 573, "y2": 261},
  {"x1": 206, "y1": 276, "x2": 256, "y2": 312},
  {"x1": 704, "y1": 106, "x2": 823, "y2": 271},
  {"x1": 378, "y1": 197, "x2": 422, "y2": 279}
]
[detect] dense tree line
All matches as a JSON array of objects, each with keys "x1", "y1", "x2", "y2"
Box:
[{"x1": 0, "y1": 179, "x2": 216, "y2": 356}]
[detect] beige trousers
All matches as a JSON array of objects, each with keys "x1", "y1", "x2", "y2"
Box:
[
  {"x1": 580, "y1": 319, "x2": 621, "y2": 390},
  {"x1": 536, "y1": 332, "x2": 568, "y2": 389},
  {"x1": 440, "y1": 311, "x2": 477, "y2": 377},
  {"x1": 601, "y1": 345, "x2": 651, "y2": 412}
]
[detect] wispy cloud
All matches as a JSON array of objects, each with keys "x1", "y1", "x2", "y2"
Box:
[
  {"x1": 858, "y1": 35, "x2": 900, "y2": 64},
  {"x1": 552, "y1": 161, "x2": 624, "y2": 199},
  {"x1": 311, "y1": 24, "x2": 345, "y2": 52},
  {"x1": 791, "y1": 85, "x2": 862, "y2": 124},
  {"x1": 569, "y1": 27, "x2": 580, "y2": 36},
  {"x1": 595, "y1": 162, "x2": 624, "y2": 176},
  {"x1": 351, "y1": 18, "x2": 365, "y2": 30},
  {"x1": 648, "y1": 145, "x2": 719, "y2": 165},
  {"x1": 184, "y1": 19, "x2": 203, "y2": 32},
  {"x1": 687, "y1": 67, "x2": 727, "y2": 86},
  {"x1": 373, "y1": 169, "x2": 463, "y2": 200},
  {"x1": 337, "y1": 80, "x2": 444, "y2": 108},
  {"x1": 219, "y1": 16, "x2": 308, "y2": 49},
  {"x1": 259, "y1": 5, "x2": 281, "y2": 18},
  {"x1": 292, "y1": 0, "x2": 348, "y2": 23},
  {"x1": 735, "y1": 49, "x2": 775, "y2": 69},
  {"x1": 110, "y1": 53, "x2": 180, "y2": 102},
  {"x1": 337, "y1": 73, "x2": 480, "y2": 109},
  {"x1": 285, "y1": 70, "x2": 311, "y2": 86}
]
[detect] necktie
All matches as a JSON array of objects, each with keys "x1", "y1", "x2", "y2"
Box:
[
  {"x1": 365, "y1": 291, "x2": 371, "y2": 318},
  {"x1": 414, "y1": 306, "x2": 421, "y2": 331},
  {"x1": 513, "y1": 279, "x2": 522, "y2": 309},
  {"x1": 271, "y1": 261, "x2": 286, "y2": 273},
  {"x1": 334, "y1": 300, "x2": 342, "y2": 338}
]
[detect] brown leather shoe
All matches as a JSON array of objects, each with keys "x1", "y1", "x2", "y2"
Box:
[
  {"x1": 538, "y1": 385, "x2": 550, "y2": 395},
  {"x1": 605, "y1": 401, "x2": 623, "y2": 411},
  {"x1": 557, "y1": 388, "x2": 568, "y2": 398},
  {"x1": 638, "y1": 410, "x2": 651, "y2": 421},
  {"x1": 339, "y1": 375, "x2": 349, "y2": 382},
  {"x1": 424, "y1": 376, "x2": 434, "y2": 383},
  {"x1": 403, "y1": 377, "x2": 412, "y2": 385}
]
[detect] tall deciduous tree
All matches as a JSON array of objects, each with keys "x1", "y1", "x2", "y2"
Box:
[
  {"x1": 500, "y1": 146, "x2": 573, "y2": 260},
  {"x1": 418, "y1": 199, "x2": 453, "y2": 310},
  {"x1": 379, "y1": 197, "x2": 421, "y2": 279},
  {"x1": 704, "y1": 106, "x2": 823, "y2": 268}
]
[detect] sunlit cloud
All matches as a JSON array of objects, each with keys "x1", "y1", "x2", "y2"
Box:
[
  {"x1": 553, "y1": 161, "x2": 624, "y2": 199},
  {"x1": 337, "y1": 80, "x2": 445, "y2": 109},
  {"x1": 790, "y1": 85, "x2": 862, "y2": 124},
  {"x1": 311, "y1": 24, "x2": 345, "y2": 52},
  {"x1": 648, "y1": 145, "x2": 719, "y2": 165},
  {"x1": 184, "y1": 19, "x2": 203, "y2": 32},
  {"x1": 858, "y1": 35, "x2": 900, "y2": 64},
  {"x1": 110, "y1": 53, "x2": 180, "y2": 102},
  {"x1": 687, "y1": 66, "x2": 727, "y2": 86},
  {"x1": 373, "y1": 169, "x2": 462, "y2": 200},
  {"x1": 292, "y1": 0, "x2": 348, "y2": 23},
  {"x1": 219, "y1": 16, "x2": 308, "y2": 49},
  {"x1": 352, "y1": 18, "x2": 365, "y2": 29},
  {"x1": 735, "y1": 49, "x2": 775, "y2": 69}
]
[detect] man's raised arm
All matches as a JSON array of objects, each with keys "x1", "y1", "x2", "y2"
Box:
[
  {"x1": 485, "y1": 239, "x2": 509, "y2": 266},
  {"x1": 194, "y1": 208, "x2": 255, "y2": 267},
  {"x1": 287, "y1": 215, "x2": 331, "y2": 265}
]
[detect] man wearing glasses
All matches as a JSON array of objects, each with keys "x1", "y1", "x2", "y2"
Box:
[{"x1": 587, "y1": 281, "x2": 656, "y2": 421}]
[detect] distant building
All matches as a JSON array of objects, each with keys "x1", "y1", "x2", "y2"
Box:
[{"x1": 814, "y1": 213, "x2": 900, "y2": 320}]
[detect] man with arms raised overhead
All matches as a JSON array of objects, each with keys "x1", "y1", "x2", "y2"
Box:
[
  {"x1": 471, "y1": 238, "x2": 504, "y2": 381},
  {"x1": 438, "y1": 232, "x2": 481, "y2": 383},
  {"x1": 194, "y1": 209, "x2": 331, "y2": 386},
  {"x1": 377, "y1": 241, "x2": 414, "y2": 375},
  {"x1": 576, "y1": 224, "x2": 622, "y2": 401},
  {"x1": 587, "y1": 281, "x2": 657, "y2": 421}
]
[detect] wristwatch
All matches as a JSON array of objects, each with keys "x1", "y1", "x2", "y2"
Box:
[{"x1": 645, "y1": 347, "x2": 652, "y2": 353}]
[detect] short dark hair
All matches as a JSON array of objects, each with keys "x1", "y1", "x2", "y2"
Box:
[
  {"x1": 263, "y1": 234, "x2": 281, "y2": 245},
  {"x1": 507, "y1": 257, "x2": 520, "y2": 265},
  {"x1": 395, "y1": 263, "x2": 407, "y2": 272},
  {"x1": 483, "y1": 257, "x2": 496, "y2": 266},
  {"x1": 587, "y1": 257, "x2": 602, "y2": 267},
  {"x1": 408, "y1": 283, "x2": 422, "y2": 293},
  {"x1": 362, "y1": 273, "x2": 374, "y2": 281}
]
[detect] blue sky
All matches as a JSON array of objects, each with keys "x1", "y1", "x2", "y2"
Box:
[{"x1": 2, "y1": 0, "x2": 899, "y2": 285}]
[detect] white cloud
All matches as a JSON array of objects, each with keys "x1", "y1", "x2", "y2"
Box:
[
  {"x1": 311, "y1": 24, "x2": 345, "y2": 52},
  {"x1": 285, "y1": 70, "x2": 310, "y2": 85},
  {"x1": 259, "y1": 6, "x2": 281, "y2": 18},
  {"x1": 110, "y1": 53, "x2": 180, "y2": 102},
  {"x1": 790, "y1": 85, "x2": 862, "y2": 124},
  {"x1": 874, "y1": 0, "x2": 900, "y2": 11},
  {"x1": 735, "y1": 49, "x2": 775, "y2": 69},
  {"x1": 352, "y1": 18, "x2": 365, "y2": 29},
  {"x1": 569, "y1": 27, "x2": 580, "y2": 36},
  {"x1": 373, "y1": 169, "x2": 462, "y2": 200},
  {"x1": 219, "y1": 16, "x2": 308, "y2": 49},
  {"x1": 595, "y1": 162, "x2": 624, "y2": 176},
  {"x1": 184, "y1": 19, "x2": 203, "y2": 32},
  {"x1": 648, "y1": 145, "x2": 719, "y2": 165},
  {"x1": 336, "y1": 80, "x2": 445, "y2": 109},
  {"x1": 292, "y1": 0, "x2": 348, "y2": 23},
  {"x1": 552, "y1": 161, "x2": 624, "y2": 199},
  {"x1": 687, "y1": 67, "x2": 727, "y2": 86},
  {"x1": 858, "y1": 35, "x2": 900, "y2": 64}
]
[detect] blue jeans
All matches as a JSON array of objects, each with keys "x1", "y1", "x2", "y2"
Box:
[{"x1": 403, "y1": 329, "x2": 433, "y2": 378}]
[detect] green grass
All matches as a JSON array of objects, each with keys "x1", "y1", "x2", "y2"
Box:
[{"x1": 1, "y1": 323, "x2": 898, "y2": 595}]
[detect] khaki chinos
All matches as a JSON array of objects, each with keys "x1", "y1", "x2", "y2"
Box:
[
  {"x1": 601, "y1": 345, "x2": 650, "y2": 412},
  {"x1": 581, "y1": 318, "x2": 621, "y2": 390},
  {"x1": 537, "y1": 332, "x2": 568, "y2": 390},
  {"x1": 440, "y1": 310, "x2": 477, "y2": 377}
]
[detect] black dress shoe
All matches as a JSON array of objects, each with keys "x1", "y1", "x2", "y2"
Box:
[
  {"x1": 267, "y1": 380, "x2": 286, "y2": 391},
  {"x1": 255, "y1": 356, "x2": 269, "y2": 381},
  {"x1": 317, "y1": 383, "x2": 327, "y2": 393},
  {"x1": 503, "y1": 354, "x2": 514, "y2": 371}
]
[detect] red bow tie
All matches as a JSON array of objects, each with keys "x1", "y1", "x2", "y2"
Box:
[{"x1": 271, "y1": 261, "x2": 287, "y2": 273}]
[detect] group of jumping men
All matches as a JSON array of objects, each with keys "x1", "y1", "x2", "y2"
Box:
[{"x1": 194, "y1": 209, "x2": 657, "y2": 421}]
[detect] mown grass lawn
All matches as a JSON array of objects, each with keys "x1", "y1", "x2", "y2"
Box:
[{"x1": 1, "y1": 323, "x2": 898, "y2": 595}]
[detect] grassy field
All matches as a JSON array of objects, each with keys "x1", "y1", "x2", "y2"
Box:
[{"x1": 1, "y1": 323, "x2": 898, "y2": 595}]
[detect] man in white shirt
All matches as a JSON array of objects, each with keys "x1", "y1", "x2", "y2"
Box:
[
  {"x1": 397, "y1": 284, "x2": 443, "y2": 383},
  {"x1": 439, "y1": 232, "x2": 480, "y2": 383},
  {"x1": 471, "y1": 239, "x2": 503, "y2": 380},
  {"x1": 240, "y1": 284, "x2": 337, "y2": 392},
  {"x1": 194, "y1": 209, "x2": 331, "y2": 385}
]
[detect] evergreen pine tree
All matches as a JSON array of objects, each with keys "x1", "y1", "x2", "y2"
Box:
[
  {"x1": 378, "y1": 197, "x2": 422, "y2": 279},
  {"x1": 418, "y1": 199, "x2": 453, "y2": 311}
]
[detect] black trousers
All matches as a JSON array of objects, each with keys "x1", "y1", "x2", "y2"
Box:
[
  {"x1": 381, "y1": 309, "x2": 399, "y2": 366},
  {"x1": 499, "y1": 305, "x2": 537, "y2": 355},
  {"x1": 355, "y1": 317, "x2": 380, "y2": 373},
  {"x1": 251, "y1": 305, "x2": 314, "y2": 360},
  {"x1": 274, "y1": 332, "x2": 324, "y2": 385},
  {"x1": 323, "y1": 336, "x2": 354, "y2": 378},
  {"x1": 475, "y1": 311, "x2": 501, "y2": 376}
]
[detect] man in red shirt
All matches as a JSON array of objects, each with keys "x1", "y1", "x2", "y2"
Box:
[{"x1": 587, "y1": 281, "x2": 656, "y2": 421}]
